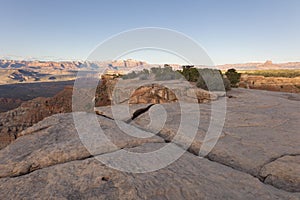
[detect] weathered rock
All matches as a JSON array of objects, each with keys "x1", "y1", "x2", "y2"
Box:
[
  {"x1": 131, "y1": 88, "x2": 300, "y2": 192},
  {"x1": 109, "y1": 79, "x2": 218, "y2": 104},
  {"x1": 0, "y1": 79, "x2": 218, "y2": 150},
  {"x1": 260, "y1": 155, "x2": 300, "y2": 192},
  {"x1": 129, "y1": 84, "x2": 178, "y2": 104},
  {"x1": 0, "y1": 113, "x2": 164, "y2": 178},
  {"x1": 0, "y1": 88, "x2": 299, "y2": 198},
  {"x1": 0, "y1": 142, "x2": 299, "y2": 199}
]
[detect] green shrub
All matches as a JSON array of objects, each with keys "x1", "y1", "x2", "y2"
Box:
[
  {"x1": 196, "y1": 68, "x2": 229, "y2": 91},
  {"x1": 151, "y1": 66, "x2": 181, "y2": 81},
  {"x1": 180, "y1": 66, "x2": 199, "y2": 82},
  {"x1": 122, "y1": 71, "x2": 138, "y2": 79},
  {"x1": 225, "y1": 68, "x2": 241, "y2": 87},
  {"x1": 122, "y1": 66, "x2": 230, "y2": 91},
  {"x1": 223, "y1": 77, "x2": 231, "y2": 91}
]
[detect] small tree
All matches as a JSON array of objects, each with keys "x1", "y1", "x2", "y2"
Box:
[
  {"x1": 122, "y1": 71, "x2": 137, "y2": 79},
  {"x1": 181, "y1": 66, "x2": 199, "y2": 82},
  {"x1": 196, "y1": 69, "x2": 231, "y2": 91},
  {"x1": 225, "y1": 68, "x2": 241, "y2": 87}
]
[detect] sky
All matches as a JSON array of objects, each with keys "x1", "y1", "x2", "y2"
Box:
[{"x1": 0, "y1": 0, "x2": 300, "y2": 65}]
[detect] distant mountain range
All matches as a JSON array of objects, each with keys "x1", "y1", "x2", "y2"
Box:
[
  {"x1": 1, "y1": 59, "x2": 300, "y2": 71},
  {"x1": 0, "y1": 59, "x2": 148, "y2": 70},
  {"x1": 0, "y1": 59, "x2": 150, "y2": 84},
  {"x1": 217, "y1": 60, "x2": 300, "y2": 70}
]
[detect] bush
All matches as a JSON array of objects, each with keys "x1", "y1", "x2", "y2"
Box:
[
  {"x1": 139, "y1": 73, "x2": 150, "y2": 80},
  {"x1": 196, "y1": 69, "x2": 229, "y2": 91},
  {"x1": 122, "y1": 66, "x2": 230, "y2": 91},
  {"x1": 122, "y1": 71, "x2": 138, "y2": 79},
  {"x1": 225, "y1": 68, "x2": 241, "y2": 87},
  {"x1": 151, "y1": 66, "x2": 181, "y2": 81},
  {"x1": 223, "y1": 77, "x2": 231, "y2": 91},
  {"x1": 180, "y1": 66, "x2": 199, "y2": 82}
]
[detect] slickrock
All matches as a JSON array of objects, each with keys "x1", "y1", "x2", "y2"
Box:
[
  {"x1": 260, "y1": 155, "x2": 300, "y2": 192},
  {"x1": 131, "y1": 88, "x2": 300, "y2": 192},
  {"x1": 0, "y1": 88, "x2": 299, "y2": 198},
  {"x1": 0, "y1": 113, "x2": 163, "y2": 178},
  {"x1": 0, "y1": 140, "x2": 299, "y2": 199}
]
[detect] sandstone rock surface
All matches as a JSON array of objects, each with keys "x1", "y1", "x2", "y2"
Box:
[
  {"x1": 260, "y1": 155, "x2": 300, "y2": 192},
  {"x1": 1, "y1": 143, "x2": 299, "y2": 199},
  {"x1": 132, "y1": 88, "x2": 300, "y2": 192},
  {"x1": 0, "y1": 88, "x2": 299, "y2": 199},
  {"x1": 102, "y1": 79, "x2": 219, "y2": 105},
  {"x1": 0, "y1": 79, "x2": 217, "y2": 149}
]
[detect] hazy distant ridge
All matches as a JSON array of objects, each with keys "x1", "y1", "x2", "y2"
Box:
[
  {"x1": 217, "y1": 60, "x2": 300, "y2": 70},
  {"x1": 1, "y1": 59, "x2": 300, "y2": 71}
]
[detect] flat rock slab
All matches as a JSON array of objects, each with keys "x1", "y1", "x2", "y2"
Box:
[
  {"x1": 0, "y1": 113, "x2": 164, "y2": 178},
  {"x1": 132, "y1": 88, "x2": 300, "y2": 192},
  {"x1": 0, "y1": 143, "x2": 299, "y2": 200},
  {"x1": 260, "y1": 155, "x2": 300, "y2": 192}
]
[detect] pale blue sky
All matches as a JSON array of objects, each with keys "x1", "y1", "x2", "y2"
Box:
[{"x1": 0, "y1": 0, "x2": 299, "y2": 64}]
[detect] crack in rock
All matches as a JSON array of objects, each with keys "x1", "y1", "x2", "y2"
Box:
[
  {"x1": 127, "y1": 104, "x2": 154, "y2": 122},
  {"x1": 258, "y1": 154, "x2": 300, "y2": 192}
]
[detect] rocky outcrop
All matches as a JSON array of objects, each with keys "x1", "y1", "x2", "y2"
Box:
[
  {"x1": 128, "y1": 84, "x2": 218, "y2": 104},
  {"x1": 0, "y1": 79, "x2": 218, "y2": 149},
  {"x1": 104, "y1": 79, "x2": 219, "y2": 105}
]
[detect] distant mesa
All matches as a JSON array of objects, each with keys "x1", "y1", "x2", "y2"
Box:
[
  {"x1": 218, "y1": 60, "x2": 300, "y2": 70},
  {"x1": 111, "y1": 59, "x2": 147, "y2": 68},
  {"x1": 264, "y1": 60, "x2": 273, "y2": 65},
  {"x1": 258, "y1": 60, "x2": 278, "y2": 68}
]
